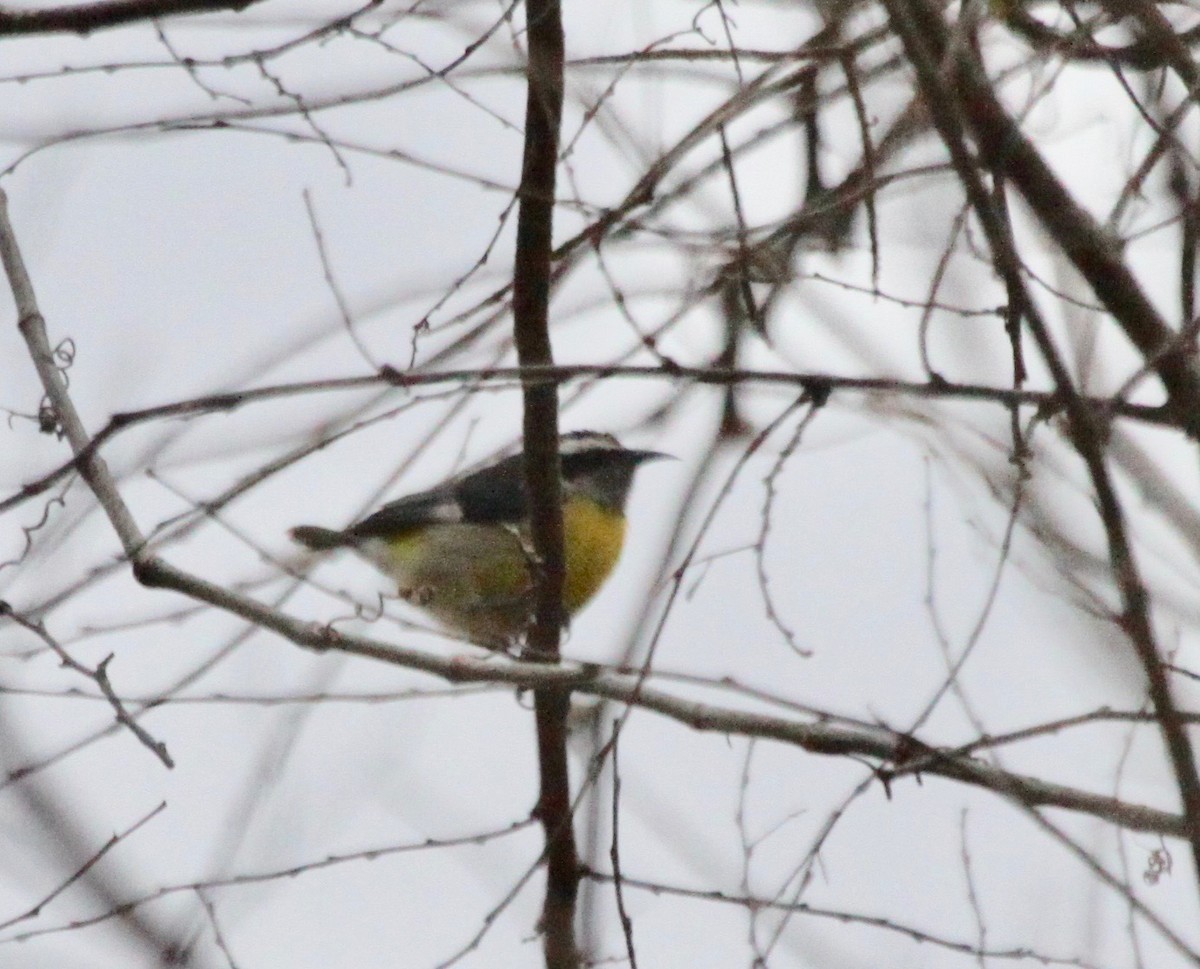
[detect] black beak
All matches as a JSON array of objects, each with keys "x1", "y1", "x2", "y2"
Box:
[{"x1": 627, "y1": 449, "x2": 674, "y2": 464}]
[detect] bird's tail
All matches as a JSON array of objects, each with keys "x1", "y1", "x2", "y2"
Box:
[{"x1": 290, "y1": 525, "x2": 347, "y2": 550}]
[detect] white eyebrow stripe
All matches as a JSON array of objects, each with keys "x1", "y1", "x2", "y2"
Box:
[{"x1": 558, "y1": 431, "x2": 620, "y2": 455}]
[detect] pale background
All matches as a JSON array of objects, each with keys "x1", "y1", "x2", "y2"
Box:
[{"x1": 0, "y1": 1, "x2": 1198, "y2": 967}]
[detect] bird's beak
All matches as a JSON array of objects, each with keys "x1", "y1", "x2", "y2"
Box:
[{"x1": 628, "y1": 449, "x2": 674, "y2": 464}]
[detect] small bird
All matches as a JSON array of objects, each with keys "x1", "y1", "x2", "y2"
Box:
[{"x1": 291, "y1": 431, "x2": 668, "y2": 649}]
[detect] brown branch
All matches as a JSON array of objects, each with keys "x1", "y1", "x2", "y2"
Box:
[
  {"x1": 0, "y1": 0, "x2": 264, "y2": 36},
  {"x1": 1004, "y1": 7, "x2": 1200, "y2": 71},
  {"x1": 608, "y1": 730, "x2": 637, "y2": 969},
  {"x1": 122, "y1": 560, "x2": 1191, "y2": 842},
  {"x1": 0, "y1": 801, "x2": 165, "y2": 933},
  {"x1": 1, "y1": 606, "x2": 173, "y2": 768},
  {"x1": 510, "y1": 1, "x2": 577, "y2": 967},
  {"x1": 927, "y1": 6, "x2": 1200, "y2": 436},
  {"x1": 514, "y1": 0, "x2": 567, "y2": 659},
  {"x1": 2, "y1": 819, "x2": 534, "y2": 946},
  {"x1": 1097, "y1": 0, "x2": 1200, "y2": 97},
  {"x1": 2, "y1": 158, "x2": 1194, "y2": 955},
  {"x1": 582, "y1": 867, "x2": 1182, "y2": 967},
  {"x1": 6, "y1": 538, "x2": 1180, "y2": 843},
  {"x1": 881, "y1": 0, "x2": 1200, "y2": 886},
  {"x1": 4, "y1": 726, "x2": 188, "y2": 959},
  {"x1": 0, "y1": 190, "x2": 148, "y2": 555},
  {"x1": 4, "y1": 364, "x2": 1183, "y2": 518}
]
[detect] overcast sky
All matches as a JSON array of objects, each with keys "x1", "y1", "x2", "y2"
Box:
[{"x1": 1, "y1": 2, "x2": 1198, "y2": 968}]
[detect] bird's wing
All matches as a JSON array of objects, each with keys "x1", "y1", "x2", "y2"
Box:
[
  {"x1": 453, "y1": 452, "x2": 527, "y2": 523},
  {"x1": 347, "y1": 452, "x2": 529, "y2": 539},
  {"x1": 346, "y1": 488, "x2": 464, "y2": 539}
]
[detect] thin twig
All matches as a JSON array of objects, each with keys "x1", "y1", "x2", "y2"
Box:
[
  {"x1": 0, "y1": 801, "x2": 166, "y2": 933},
  {"x1": 1, "y1": 605, "x2": 173, "y2": 768}
]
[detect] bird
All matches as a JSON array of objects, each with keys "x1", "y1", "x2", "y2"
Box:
[{"x1": 290, "y1": 431, "x2": 669, "y2": 650}]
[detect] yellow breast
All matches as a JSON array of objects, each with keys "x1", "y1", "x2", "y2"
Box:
[
  {"x1": 358, "y1": 499, "x2": 627, "y2": 645},
  {"x1": 563, "y1": 497, "x2": 627, "y2": 613}
]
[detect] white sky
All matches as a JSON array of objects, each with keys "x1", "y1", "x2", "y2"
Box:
[{"x1": 1, "y1": 1, "x2": 1199, "y2": 967}]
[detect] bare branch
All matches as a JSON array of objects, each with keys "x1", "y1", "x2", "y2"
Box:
[
  {"x1": 510, "y1": 1, "x2": 579, "y2": 965},
  {"x1": 0, "y1": 0, "x2": 265, "y2": 37}
]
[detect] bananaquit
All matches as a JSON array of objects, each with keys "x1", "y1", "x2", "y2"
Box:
[{"x1": 290, "y1": 431, "x2": 668, "y2": 649}]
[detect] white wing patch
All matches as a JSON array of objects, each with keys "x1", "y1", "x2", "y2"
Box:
[{"x1": 424, "y1": 498, "x2": 465, "y2": 523}]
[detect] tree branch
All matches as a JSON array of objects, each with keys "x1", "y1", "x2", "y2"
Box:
[
  {"x1": 928, "y1": 2, "x2": 1200, "y2": 435},
  {"x1": 881, "y1": 0, "x2": 1200, "y2": 884},
  {"x1": 6, "y1": 364, "x2": 1180, "y2": 519},
  {"x1": 0, "y1": 0, "x2": 264, "y2": 37},
  {"x1": 80, "y1": 556, "x2": 1200, "y2": 843},
  {"x1": 509, "y1": 1, "x2": 577, "y2": 966}
]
